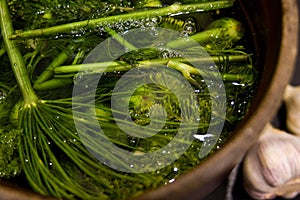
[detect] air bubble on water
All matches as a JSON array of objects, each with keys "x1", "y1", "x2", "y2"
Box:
[
  {"x1": 115, "y1": 21, "x2": 125, "y2": 32},
  {"x1": 73, "y1": 73, "x2": 83, "y2": 83},
  {"x1": 54, "y1": 34, "x2": 63, "y2": 39},
  {"x1": 143, "y1": 17, "x2": 159, "y2": 28},
  {"x1": 162, "y1": 50, "x2": 169, "y2": 58},
  {"x1": 130, "y1": 138, "x2": 136, "y2": 144},
  {"x1": 94, "y1": 24, "x2": 104, "y2": 33},
  {"x1": 36, "y1": 10, "x2": 45, "y2": 15},
  {"x1": 149, "y1": 27, "x2": 159, "y2": 36},
  {"x1": 133, "y1": 19, "x2": 143, "y2": 28},
  {"x1": 209, "y1": 65, "x2": 215, "y2": 69},
  {"x1": 182, "y1": 18, "x2": 196, "y2": 35},
  {"x1": 123, "y1": 20, "x2": 131, "y2": 28},
  {"x1": 0, "y1": 89, "x2": 7, "y2": 103},
  {"x1": 168, "y1": 178, "x2": 175, "y2": 183}
]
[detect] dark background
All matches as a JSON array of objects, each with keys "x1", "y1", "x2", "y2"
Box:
[{"x1": 206, "y1": 2, "x2": 300, "y2": 199}]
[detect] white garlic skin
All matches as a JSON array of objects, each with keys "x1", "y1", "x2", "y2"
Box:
[
  {"x1": 243, "y1": 123, "x2": 300, "y2": 199},
  {"x1": 284, "y1": 85, "x2": 300, "y2": 136}
]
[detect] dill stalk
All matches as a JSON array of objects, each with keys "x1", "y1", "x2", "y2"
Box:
[
  {"x1": 11, "y1": 1, "x2": 234, "y2": 39},
  {"x1": 0, "y1": 0, "x2": 37, "y2": 105}
]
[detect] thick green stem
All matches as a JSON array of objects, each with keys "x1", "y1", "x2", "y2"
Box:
[
  {"x1": 167, "y1": 28, "x2": 221, "y2": 49},
  {"x1": 34, "y1": 78, "x2": 73, "y2": 90},
  {"x1": 54, "y1": 54, "x2": 250, "y2": 74},
  {"x1": 11, "y1": 1, "x2": 234, "y2": 39},
  {"x1": 0, "y1": 47, "x2": 5, "y2": 57},
  {"x1": 0, "y1": 0, "x2": 38, "y2": 105},
  {"x1": 106, "y1": 27, "x2": 137, "y2": 51},
  {"x1": 55, "y1": 61, "x2": 131, "y2": 74},
  {"x1": 167, "y1": 17, "x2": 244, "y2": 49},
  {"x1": 54, "y1": 56, "x2": 252, "y2": 88},
  {"x1": 33, "y1": 43, "x2": 77, "y2": 90},
  {"x1": 27, "y1": 54, "x2": 249, "y2": 90}
]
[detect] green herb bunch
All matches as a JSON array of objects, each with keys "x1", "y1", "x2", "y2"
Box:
[{"x1": 0, "y1": 0, "x2": 258, "y2": 199}]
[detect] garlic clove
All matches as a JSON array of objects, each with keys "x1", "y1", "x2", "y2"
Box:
[
  {"x1": 274, "y1": 178, "x2": 300, "y2": 199},
  {"x1": 243, "y1": 145, "x2": 276, "y2": 199},
  {"x1": 243, "y1": 123, "x2": 300, "y2": 199},
  {"x1": 283, "y1": 84, "x2": 300, "y2": 136}
]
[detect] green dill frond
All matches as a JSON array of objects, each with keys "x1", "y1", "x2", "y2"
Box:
[
  {"x1": 8, "y1": 0, "x2": 136, "y2": 30},
  {"x1": 160, "y1": 17, "x2": 186, "y2": 31},
  {"x1": 0, "y1": 127, "x2": 22, "y2": 179},
  {"x1": 17, "y1": 100, "x2": 109, "y2": 199}
]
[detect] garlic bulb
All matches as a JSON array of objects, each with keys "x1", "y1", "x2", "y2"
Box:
[
  {"x1": 284, "y1": 84, "x2": 300, "y2": 136},
  {"x1": 243, "y1": 123, "x2": 300, "y2": 199}
]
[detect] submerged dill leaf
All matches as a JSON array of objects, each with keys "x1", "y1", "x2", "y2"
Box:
[{"x1": 0, "y1": 128, "x2": 22, "y2": 179}]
